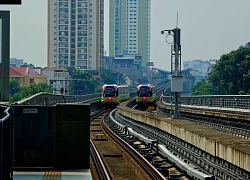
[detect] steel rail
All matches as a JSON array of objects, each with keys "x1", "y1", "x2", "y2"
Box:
[{"x1": 102, "y1": 113, "x2": 167, "y2": 180}]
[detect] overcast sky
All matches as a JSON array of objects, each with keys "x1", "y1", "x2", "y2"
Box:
[{"x1": 1, "y1": 0, "x2": 250, "y2": 71}]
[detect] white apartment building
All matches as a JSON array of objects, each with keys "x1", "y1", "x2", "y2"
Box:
[
  {"x1": 183, "y1": 60, "x2": 210, "y2": 77},
  {"x1": 109, "y1": 0, "x2": 151, "y2": 68},
  {"x1": 47, "y1": 0, "x2": 104, "y2": 70},
  {"x1": 42, "y1": 67, "x2": 70, "y2": 95}
]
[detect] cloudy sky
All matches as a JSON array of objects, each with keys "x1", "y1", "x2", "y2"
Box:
[{"x1": 1, "y1": 0, "x2": 250, "y2": 71}]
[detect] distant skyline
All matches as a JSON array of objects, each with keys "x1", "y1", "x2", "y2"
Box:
[{"x1": 1, "y1": 0, "x2": 250, "y2": 71}]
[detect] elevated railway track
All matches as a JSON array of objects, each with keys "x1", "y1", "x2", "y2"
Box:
[
  {"x1": 10, "y1": 81, "x2": 250, "y2": 179},
  {"x1": 117, "y1": 96, "x2": 250, "y2": 179}
]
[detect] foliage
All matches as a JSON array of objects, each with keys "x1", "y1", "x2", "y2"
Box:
[
  {"x1": 66, "y1": 66, "x2": 76, "y2": 76},
  {"x1": 192, "y1": 46, "x2": 250, "y2": 95},
  {"x1": 66, "y1": 67, "x2": 115, "y2": 95},
  {"x1": 191, "y1": 79, "x2": 218, "y2": 95},
  {"x1": 10, "y1": 79, "x2": 21, "y2": 95},
  {"x1": 209, "y1": 46, "x2": 250, "y2": 95},
  {"x1": 10, "y1": 83, "x2": 53, "y2": 103},
  {"x1": 95, "y1": 87, "x2": 102, "y2": 93},
  {"x1": 100, "y1": 71, "x2": 116, "y2": 84},
  {"x1": 138, "y1": 76, "x2": 149, "y2": 84}
]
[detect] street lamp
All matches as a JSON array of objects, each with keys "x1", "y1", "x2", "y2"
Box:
[{"x1": 161, "y1": 27, "x2": 183, "y2": 119}]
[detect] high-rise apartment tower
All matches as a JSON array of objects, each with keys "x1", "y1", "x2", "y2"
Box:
[
  {"x1": 109, "y1": 0, "x2": 151, "y2": 67},
  {"x1": 48, "y1": 0, "x2": 104, "y2": 70}
]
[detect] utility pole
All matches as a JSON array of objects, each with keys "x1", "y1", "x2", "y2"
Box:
[{"x1": 161, "y1": 14, "x2": 183, "y2": 118}]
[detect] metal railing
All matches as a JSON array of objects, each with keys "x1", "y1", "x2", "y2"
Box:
[
  {"x1": 162, "y1": 95, "x2": 250, "y2": 109},
  {"x1": 13, "y1": 81, "x2": 171, "y2": 106},
  {"x1": 13, "y1": 92, "x2": 101, "y2": 105},
  {"x1": 0, "y1": 105, "x2": 14, "y2": 180}
]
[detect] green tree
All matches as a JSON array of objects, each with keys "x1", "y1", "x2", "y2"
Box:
[
  {"x1": 10, "y1": 83, "x2": 53, "y2": 103},
  {"x1": 100, "y1": 71, "x2": 116, "y2": 84},
  {"x1": 90, "y1": 77, "x2": 99, "y2": 92},
  {"x1": 66, "y1": 68, "x2": 120, "y2": 94},
  {"x1": 10, "y1": 79, "x2": 21, "y2": 95},
  {"x1": 242, "y1": 55, "x2": 250, "y2": 94},
  {"x1": 66, "y1": 66, "x2": 77, "y2": 76},
  {"x1": 191, "y1": 79, "x2": 218, "y2": 95},
  {"x1": 69, "y1": 70, "x2": 97, "y2": 95},
  {"x1": 209, "y1": 46, "x2": 250, "y2": 95}
]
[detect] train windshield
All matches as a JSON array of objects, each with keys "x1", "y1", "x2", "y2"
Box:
[
  {"x1": 104, "y1": 87, "x2": 116, "y2": 97},
  {"x1": 139, "y1": 87, "x2": 150, "y2": 97}
]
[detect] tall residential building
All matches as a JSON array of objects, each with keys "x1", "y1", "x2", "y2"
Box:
[
  {"x1": 109, "y1": 0, "x2": 151, "y2": 68},
  {"x1": 47, "y1": 0, "x2": 104, "y2": 70}
]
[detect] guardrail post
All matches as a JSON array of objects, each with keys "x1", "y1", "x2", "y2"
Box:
[
  {"x1": 151, "y1": 140, "x2": 156, "y2": 150},
  {"x1": 236, "y1": 97, "x2": 239, "y2": 108},
  {"x1": 124, "y1": 126, "x2": 128, "y2": 134},
  {"x1": 0, "y1": 106, "x2": 13, "y2": 180},
  {"x1": 45, "y1": 95, "x2": 49, "y2": 105},
  {"x1": 156, "y1": 140, "x2": 159, "y2": 154}
]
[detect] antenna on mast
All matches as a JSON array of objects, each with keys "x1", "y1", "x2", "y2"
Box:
[{"x1": 176, "y1": 12, "x2": 179, "y2": 28}]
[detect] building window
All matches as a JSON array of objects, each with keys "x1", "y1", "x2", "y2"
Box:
[{"x1": 30, "y1": 79, "x2": 34, "y2": 84}]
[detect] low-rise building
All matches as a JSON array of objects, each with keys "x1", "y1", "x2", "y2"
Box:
[
  {"x1": 103, "y1": 55, "x2": 142, "y2": 83},
  {"x1": 9, "y1": 67, "x2": 47, "y2": 86},
  {"x1": 42, "y1": 67, "x2": 70, "y2": 95}
]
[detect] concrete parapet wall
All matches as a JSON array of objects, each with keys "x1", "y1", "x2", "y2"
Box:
[{"x1": 117, "y1": 104, "x2": 250, "y2": 172}]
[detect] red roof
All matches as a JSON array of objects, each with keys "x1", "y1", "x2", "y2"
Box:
[
  {"x1": 29, "y1": 68, "x2": 46, "y2": 77},
  {"x1": 0, "y1": 66, "x2": 46, "y2": 77},
  {"x1": 2, "y1": 67, "x2": 46, "y2": 77},
  {"x1": 10, "y1": 67, "x2": 27, "y2": 76},
  {"x1": 10, "y1": 68, "x2": 22, "y2": 76}
]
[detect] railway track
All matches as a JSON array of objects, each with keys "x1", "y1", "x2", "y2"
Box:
[
  {"x1": 88, "y1": 82, "x2": 172, "y2": 179},
  {"x1": 89, "y1": 110, "x2": 111, "y2": 180},
  {"x1": 89, "y1": 109, "x2": 165, "y2": 179},
  {"x1": 113, "y1": 110, "x2": 215, "y2": 180},
  {"x1": 115, "y1": 88, "x2": 250, "y2": 180},
  {"x1": 108, "y1": 110, "x2": 191, "y2": 180}
]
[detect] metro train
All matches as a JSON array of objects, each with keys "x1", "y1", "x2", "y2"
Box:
[
  {"x1": 135, "y1": 84, "x2": 157, "y2": 110},
  {"x1": 101, "y1": 84, "x2": 130, "y2": 109}
]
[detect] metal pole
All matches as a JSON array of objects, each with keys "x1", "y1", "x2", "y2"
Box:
[
  {"x1": 174, "y1": 39, "x2": 179, "y2": 76},
  {"x1": 161, "y1": 27, "x2": 182, "y2": 119},
  {"x1": 0, "y1": 12, "x2": 10, "y2": 102},
  {"x1": 174, "y1": 28, "x2": 180, "y2": 118}
]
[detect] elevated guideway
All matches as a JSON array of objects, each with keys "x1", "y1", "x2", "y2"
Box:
[{"x1": 116, "y1": 94, "x2": 250, "y2": 179}]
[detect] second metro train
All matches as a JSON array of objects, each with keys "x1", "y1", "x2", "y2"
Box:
[
  {"x1": 101, "y1": 84, "x2": 130, "y2": 109},
  {"x1": 135, "y1": 84, "x2": 157, "y2": 110}
]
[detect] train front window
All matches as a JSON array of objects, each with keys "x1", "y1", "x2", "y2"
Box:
[
  {"x1": 104, "y1": 87, "x2": 116, "y2": 97},
  {"x1": 139, "y1": 87, "x2": 150, "y2": 97}
]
